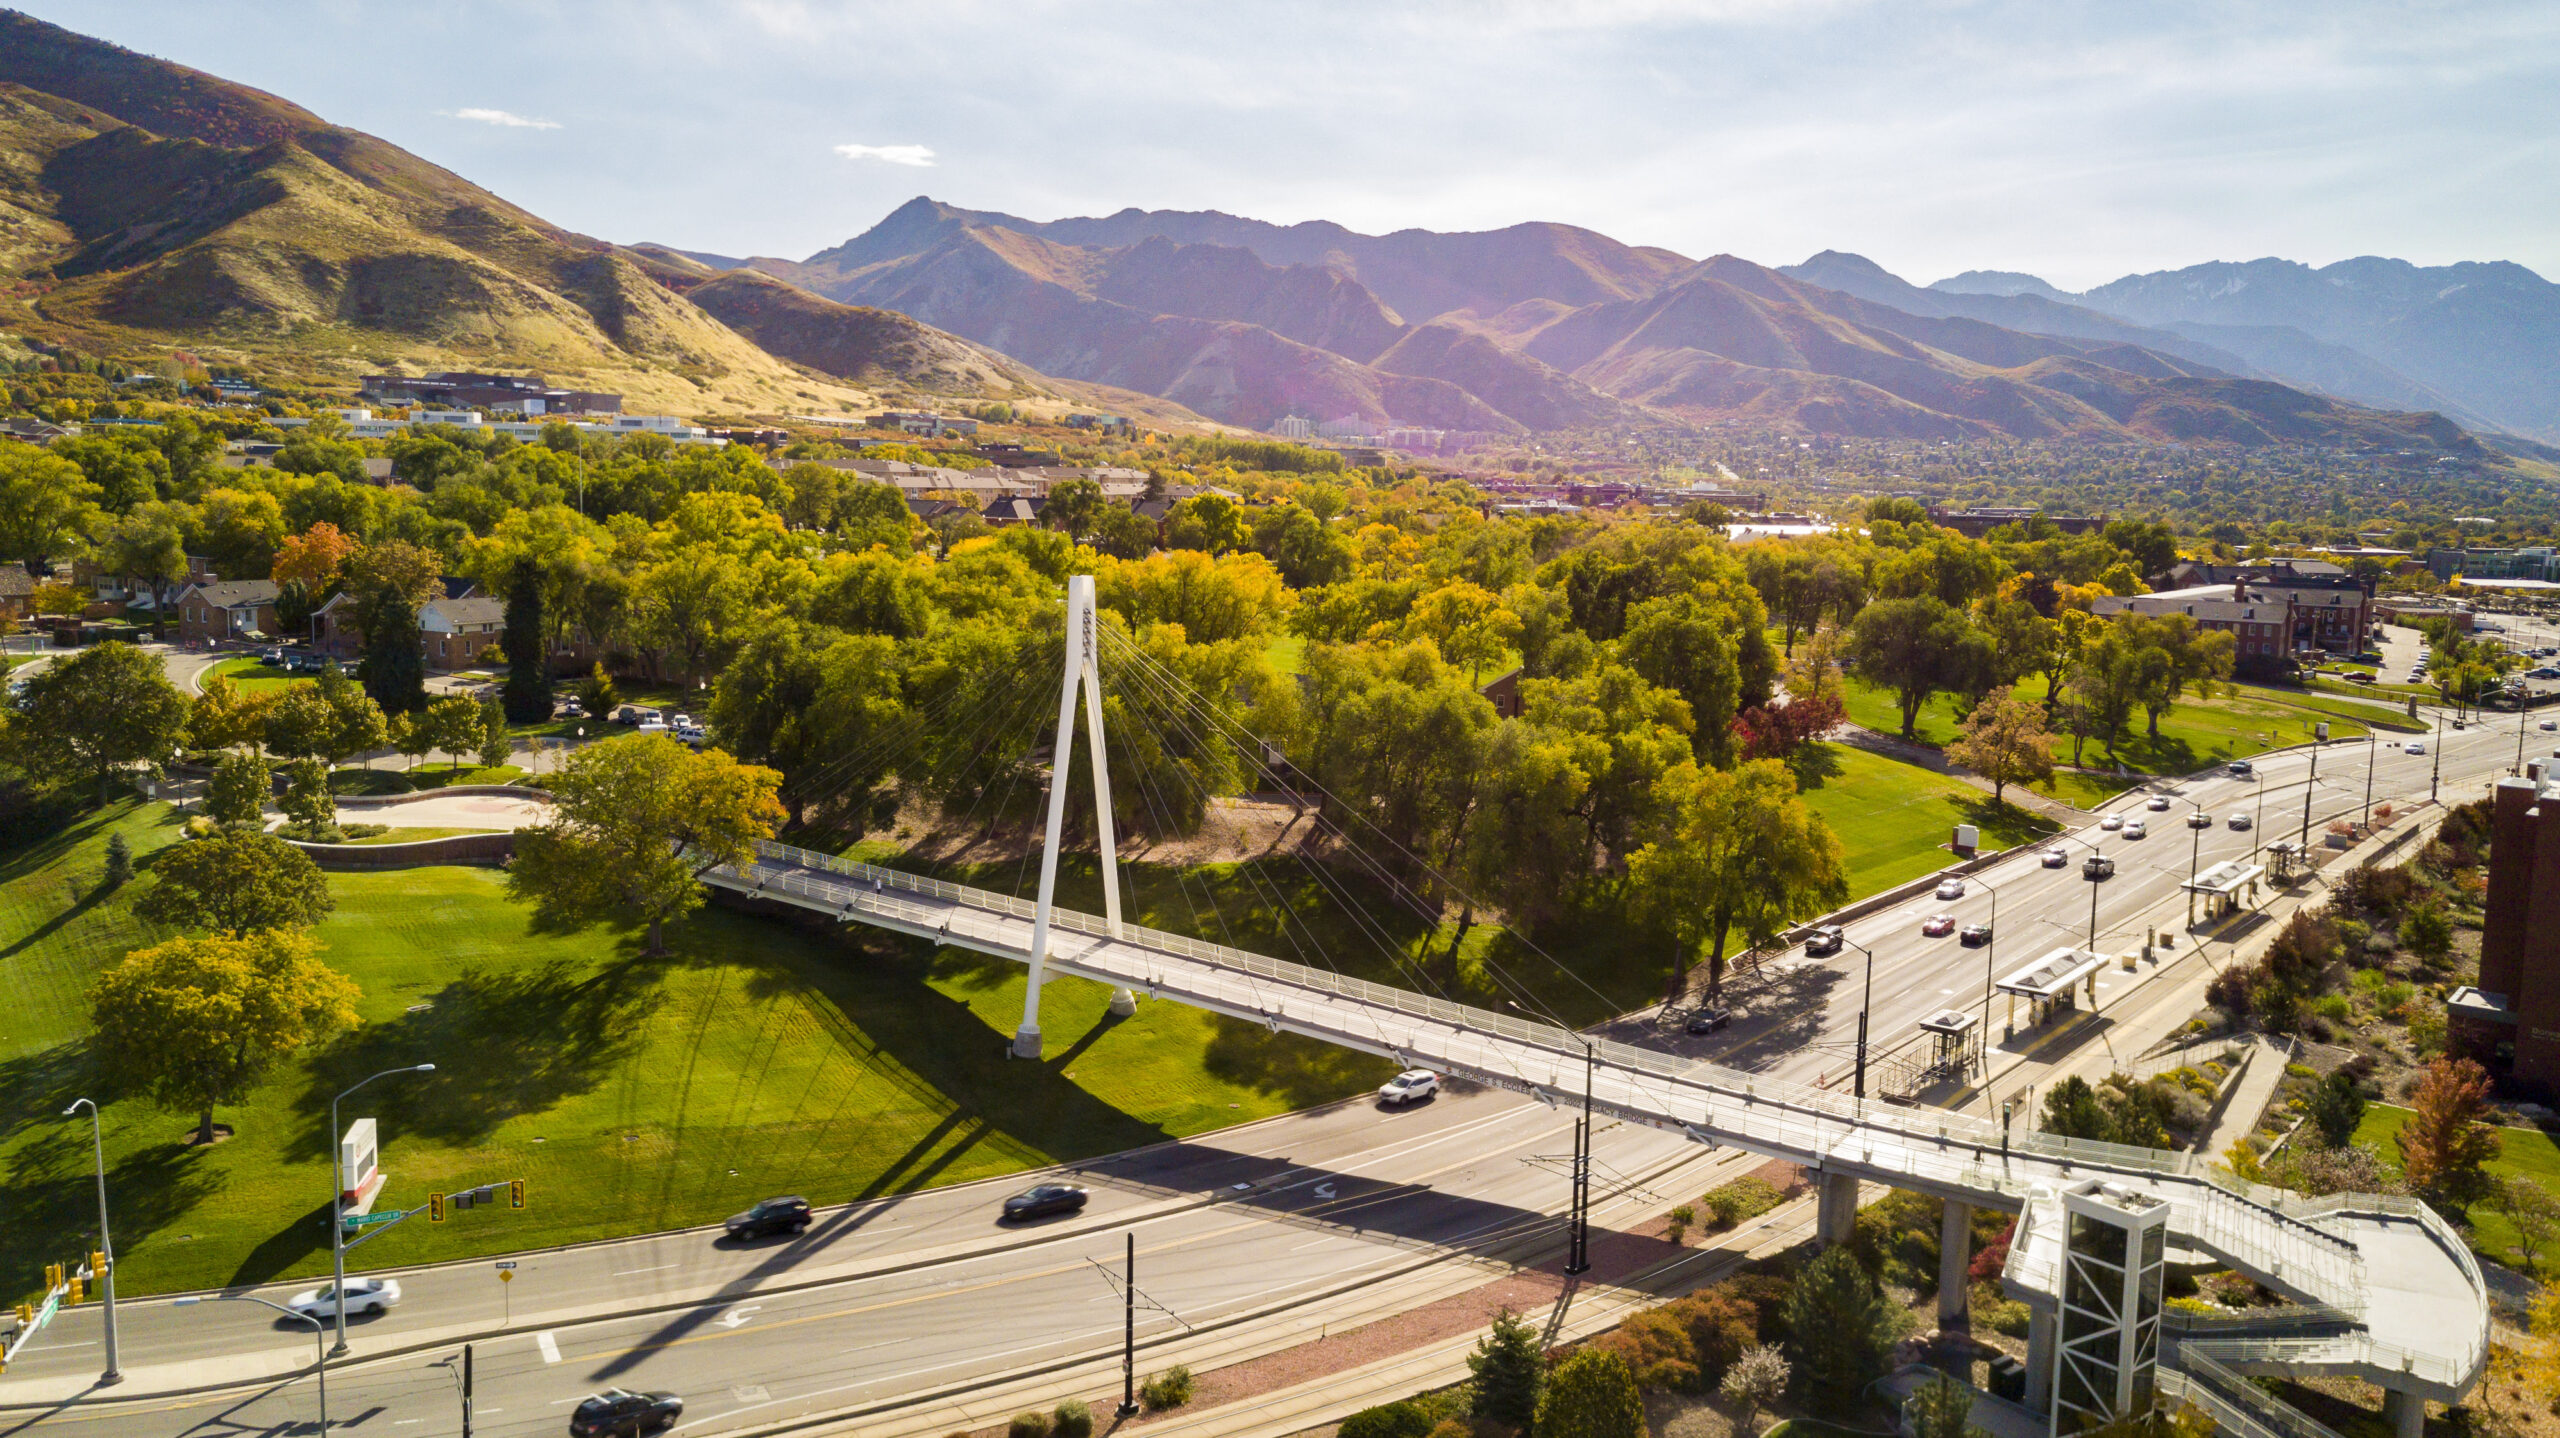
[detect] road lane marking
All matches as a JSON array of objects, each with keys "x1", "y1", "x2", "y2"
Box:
[
  {"x1": 614, "y1": 1264, "x2": 680, "y2": 1276},
  {"x1": 536, "y1": 1330, "x2": 561, "y2": 1363},
  {"x1": 714, "y1": 1305, "x2": 761, "y2": 1329}
]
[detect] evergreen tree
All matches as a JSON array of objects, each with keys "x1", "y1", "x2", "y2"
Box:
[
  {"x1": 501, "y1": 559, "x2": 553, "y2": 724},
  {"x1": 1535, "y1": 1348, "x2": 1647, "y2": 1438},
  {"x1": 2309, "y1": 1071, "x2": 2367, "y2": 1149},
  {"x1": 1905, "y1": 1370, "x2": 1988, "y2": 1438},
  {"x1": 102, "y1": 831, "x2": 133, "y2": 887},
  {"x1": 1782, "y1": 1246, "x2": 1908, "y2": 1414},
  {"x1": 1468, "y1": 1306, "x2": 1546, "y2": 1429},
  {"x1": 358, "y1": 583, "x2": 427, "y2": 715},
  {"x1": 2040, "y1": 1075, "x2": 2114, "y2": 1141}
]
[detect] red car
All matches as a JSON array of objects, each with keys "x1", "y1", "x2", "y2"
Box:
[{"x1": 1921, "y1": 913, "x2": 1956, "y2": 937}]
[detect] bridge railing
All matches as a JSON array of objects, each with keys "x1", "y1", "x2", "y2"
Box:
[{"x1": 738, "y1": 840, "x2": 2381, "y2": 1306}]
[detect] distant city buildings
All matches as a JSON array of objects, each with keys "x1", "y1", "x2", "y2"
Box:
[{"x1": 360, "y1": 371, "x2": 622, "y2": 415}]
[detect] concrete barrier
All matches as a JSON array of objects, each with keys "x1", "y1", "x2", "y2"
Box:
[
  {"x1": 333, "y1": 784, "x2": 554, "y2": 809},
  {"x1": 287, "y1": 832, "x2": 517, "y2": 869}
]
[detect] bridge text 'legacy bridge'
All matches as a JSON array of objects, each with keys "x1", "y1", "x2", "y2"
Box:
[{"x1": 702, "y1": 575, "x2": 2485, "y2": 1433}]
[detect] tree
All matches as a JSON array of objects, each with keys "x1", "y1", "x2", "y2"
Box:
[
  {"x1": 2397, "y1": 1057, "x2": 2501, "y2": 1206},
  {"x1": 205, "y1": 749, "x2": 271, "y2": 827},
  {"x1": 386, "y1": 710, "x2": 428, "y2": 771},
  {"x1": 0, "y1": 441, "x2": 103, "y2": 565},
  {"x1": 1467, "y1": 1307, "x2": 1545, "y2": 1429},
  {"x1": 1043, "y1": 478, "x2": 1103, "y2": 541},
  {"x1": 357, "y1": 582, "x2": 428, "y2": 715},
  {"x1": 709, "y1": 620, "x2": 910, "y2": 829},
  {"x1": 2040, "y1": 1075, "x2": 2113, "y2": 1140},
  {"x1": 1945, "y1": 691, "x2": 2056, "y2": 807},
  {"x1": 87, "y1": 929, "x2": 361, "y2": 1144},
  {"x1": 1905, "y1": 1370, "x2": 1989, "y2": 1438},
  {"x1": 422, "y1": 694, "x2": 484, "y2": 770},
  {"x1": 187, "y1": 672, "x2": 273, "y2": 753},
  {"x1": 478, "y1": 696, "x2": 512, "y2": 770},
  {"x1": 1627, "y1": 760, "x2": 1847, "y2": 1001},
  {"x1": 509, "y1": 734, "x2": 785, "y2": 954},
  {"x1": 1845, "y1": 596, "x2": 1971, "y2": 738},
  {"x1": 2495, "y1": 1177, "x2": 2560, "y2": 1274},
  {"x1": 278, "y1": 757, "x2": 334, "y2": 837},
  {"x1": 581, "y1": 662, "x2": 620, "y2": 719},
  {"x1": 103, "y1": 831, "x2": 133, "y2": 887},
  {"x1": 2401, "y1": 901, "x2": 2452, "y2": 960},
  {"x1": 5, "y1": 641, "x2": 192, "y2": 796},
  {"x1": 501, "y1": 559, "x2": 554, "y2": 724},
  {"x1": 1336, "y1": 1403, "x2": 1432, "y2": 1438},
  {"x1": 1536, "y1": 1348, "x2": 1648, "y2": 1438},
  {"x1": 2308, "y1": 1071, "x2": 2367, "y2": 1149},
  {"x1": 1720, "y1": 1344, "x2": 1789, "y2": 1430},
  {"x1": 135, "y1": 829, "x2": 334, "y2": 935},
  {"x1": 1781, "y1": 1246, "x2": 1908, "y2": 1414},
  {"x1": 101, "y1": 501, "x2": 191, "y2": 631},
  {"x1": 270, "y1": 522, "x2": 358, "y2": 592}
]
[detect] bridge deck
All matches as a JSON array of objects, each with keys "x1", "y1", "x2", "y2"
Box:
[{"x1": 709, "y1": 839, "x2": 2486, "y2": 1399}]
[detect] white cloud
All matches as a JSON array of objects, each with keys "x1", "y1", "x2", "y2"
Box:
[
  {"x1": 447, "y1": 107, "x2": 562, "y2": 130},
  {"x1": 834, "y1": 142, "x2": 936, "y2": 167}
]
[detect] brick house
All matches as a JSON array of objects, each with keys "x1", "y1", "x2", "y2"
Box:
[
  {"x1": 2092, "y1": 579, "x2": 2372, "y2": 665},
  {"x1": 312, "y1": 577, "x2": 480, "y2": 662},
  {"x1": 419, "y1": 596, "x2": 506, "y2": 670},
  {"x1": 0, "y1": 564, "x2": 35, "y2": 623},
  {"x1": 172, "y1": 579, "x2": 280, "y2": 643}
]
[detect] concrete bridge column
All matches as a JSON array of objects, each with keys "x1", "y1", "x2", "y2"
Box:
[
  {"x1": 2383, "y1": 1389, "x2": 2426, "y2": 1438},
  {"x1": 1108, "y1": 988, "x2": 1138, "y2": 1017},
  {"x1": 1817, "y1": 1171, "x2": 1860, "y2": 1246},
  {"x1": 2024, "y1": 1308, "x2": 2055, "y2": 1414},
  {"x1": 1938, "y1": 1199, "x2": 1973, "y2": 1326}
]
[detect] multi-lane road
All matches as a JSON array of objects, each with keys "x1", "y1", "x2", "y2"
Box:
[{"x1": 4, "y1": 691, "x2": 2535, "y2": 1435}]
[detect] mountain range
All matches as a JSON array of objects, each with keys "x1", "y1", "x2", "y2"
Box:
[{"x1": 0, "y1": 9, "x2": 2535, "y2": 458}]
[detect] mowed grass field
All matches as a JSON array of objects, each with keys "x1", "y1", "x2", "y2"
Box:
[
  {"x1": 2352, "y1": 1103, "x2": 2560, "y2": 1278},
  {"x1": 1792, "y1": 744, "x2": 2056, "y2": 895},
  {"x1": 0, "y1": 801, "x2": 1385, "y2": 1297},
  {"x1": 205, "y1": 656, "x2": 314, "y2": 696},
  {"x1": 1842, "y1": 674, "x2": 2412, "y2": 777}
]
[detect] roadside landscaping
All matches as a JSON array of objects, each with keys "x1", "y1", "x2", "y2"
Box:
[
  {"x1": 1843, "y1": 673, "x2": 2391, "y2": 775},
  {"x1": 1794, "y1": 744, "x2": 2056, "y2": 897},
  {"x1": 203, "y1": 656, "x2": 315, "y2": 696},
  {"x1": 0, "y1": 799, "x2": 1382, "y2": 1296}
]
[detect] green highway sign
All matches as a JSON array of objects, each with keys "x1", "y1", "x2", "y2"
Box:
[{"x1": 345, "y1": 1210, "x2": 402, "y2": 1227}]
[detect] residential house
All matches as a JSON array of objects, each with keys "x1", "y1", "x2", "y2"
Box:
[
  {"x1": 979, "y1": 496, "x2": 1048, "y2": 527},
  {"x1": 173, "y1": 579, "x2": 280, "y2": 643},
  {"x1": 313, "y1": 577, "x2": 480, "y2": 661},
  {"x1": 420, "y1": 596, "x2": 507, "y2": 670},
  {"x1": 1480, "y1": 668, "x2": 1526, "y2": 719},
  {"x1": 0, "y1": 564, "x2": 36, "y2": 622},
  {"x1": 2091, "y1": 577, "x2": 2373, "y2": 663}
]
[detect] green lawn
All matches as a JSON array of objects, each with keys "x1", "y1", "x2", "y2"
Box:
[
  {"x1": 339, "y1": 827, "x2": 499, "y2": 845},
  {"x1": 1844, "y1": 675, "x2": 2376, "y2": 776},
  {"x1": 2350, "y1": 1104, "x2": 2560, "y2": 1277},
  {"x1": 0, "y1": 800, "x2": 1386, "y2": 1297},
  {"x1": 1792, "y1": 744, "x2": 2057, "y2": 897},
  {"x1": 1262, "y1": 634, "x2": 1305, "y2": 677},
  {"x1": 332, "y1": 764, "x2": 529, "y2": 794},
  {"x1": 205, "y1": 657, "x2": 314, "y2": 696}
]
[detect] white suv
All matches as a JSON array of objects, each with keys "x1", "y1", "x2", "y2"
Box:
[{"x1": 1378, "y1": 1070, "x2": 1440, "y2": 1105}]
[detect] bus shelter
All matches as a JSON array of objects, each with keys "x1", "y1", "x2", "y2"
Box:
[
  {"x1": 1996, "y1": 947, "x2": 2104, "y2": 1034},
  {"x1": 2181, "y1": 858, "x2": 2265, "y2": 923}
]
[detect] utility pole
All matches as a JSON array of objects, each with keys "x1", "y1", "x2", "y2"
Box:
[
  {"x1": 2186, "y1": 808, "x2": 2209, "y2": 926},
  {"x1": 2298, "y1": 722, "x2": 2328, "y2": 854},
  {"x1": 1848, "y1": 936, "x2": 1877, "y2": 1101},
  {"x1": 2365, "y1": 730, "x2": 2378, "y2": 830},
  {"x1": 1117, "y1": 1234, "x2": 1138, "y2": 1418},
  {"x1": 462, "y1": 1343, "x2": 474, "y2": 1438},
  {"x1": 2432, "y1": 709, "x2": 2444, "y2": 801},
  {"x1": 1566, "y1": 1039, "x2": 1594, "y2": 1276}
]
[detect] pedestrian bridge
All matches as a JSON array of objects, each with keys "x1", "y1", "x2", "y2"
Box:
[{"x1": 706, "y1": 836, "x2": 2487, "y2": 1422}]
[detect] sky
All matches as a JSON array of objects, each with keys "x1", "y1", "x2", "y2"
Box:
[{"x1": 26, "y1": 0, "x2": 2557, "y2": 289}]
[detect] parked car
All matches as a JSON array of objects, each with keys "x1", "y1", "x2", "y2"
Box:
[
  {"x1": 2041, "y1": 848, "x2": 2069, "y2": 868},
  {"x1": 2123, "y1": 820, "x2": 2147, "y2": 840},
  {"x1": 284, "y1": 1277, "x2": 400, "y2": 1319},
  {"x1": 570, "y1": 1389, "x2": 683, "y2": 1437},
  {"x1": 723, "y1": 1195, "x2": 811, "y2": 1240},
  {"x1": 613, "y1": 704, "x2": 655, "y2": 725},
  {"x1": 2228, "y1": 813, "x2": 2253, "y2": 831},
  {"x1": 1921, "y1": 913, "x2": 1956, "y2": 937},
  {"x1": 674, "y1": 722, "x2": 709, "y2": 748},
  {"x1": 2100, "y1": 814, "x2": 2124, "y2": 831},
  {"x1": 1959, "y1": 922, "x2": 1992, "y2": 946},
  {"x1": 1684, "y1": 1006, "x2": 1731, "y2": 1035},
  {"x1": 2347, "y1": 673, "x2": 2376, "y2": 685},
  {"x1": 2227, "y1": 760, "x2": 2254, "y2": 777},
  {"x1": 1804, "y1": 925, "x2": 1845, "y2": 956},
  {"x1": 1001, "y1": 1183, "x2": 1089, "y2": 1220},
  {"x1": 636, "y1": 718, "x2": 670, "y2": 736},
  {"x1": 2146, "y1": 794, "x2": 2171, "y2": 811},
  {"x1": 1934, "y1": 878, "x2": 1966, "y2": 900},
  {"x1": 1378, "y1": 1069, "x2": 1440, "y2": 1105}
]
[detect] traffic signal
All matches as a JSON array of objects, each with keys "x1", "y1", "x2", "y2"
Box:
[
  {"x1": 65, "y1": 1276, "x2": 81, "y2": 1305},
  {"x1": 14, "y1": 1302, "x2": 30, "y2": 1327},
  {"x1": 509, "y1": 1178, "x2": 525, "y2": 1211},
  {"x1": 429, "y1": 1192, "x2": 446, "y2": 1223},
  {"x1": 43, "y1": 1264, "x2": 61, "y2": 1293},
  {"x1": 88, "y1": 1252, "x2": 104, "y2": 1279}
]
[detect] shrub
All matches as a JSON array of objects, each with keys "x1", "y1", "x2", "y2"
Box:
[
  {"x1": 1337, "y1": 1401, "x2": 1433, "y2": 1438},
  {"x1": 1703, "y1": 1176, "x2": 1785, "y2": 1228},
  {"x1": 1972, "y1": 1286, "x2": 2031, "y2": 1336},
  {"x1": 1536, "y1": 1349, "x2": 1646, "y2": 1438},
  {"x1": 102, "y1": 831, "x2": 131, "y2": 887},
  {"x1": 1139, "y1": 1365, "x2": 1193, "y2": 1411},
  {"x1": 1470, "y1": 1306, "x2": 1546, "y2": 1427},
  {"x1": 2403, "y1": 902, "x2": 2454, "y2": 960},
  {"x1": 1050, "y1": 1398, "x2": 1092, "y2": 1438},
  {"x1": 1006, "y1": 1413, "x2": 1050, "y2": 1438},
  {"x1": 1721, "y1": 1343, "x2": 1790, "y2": 1425},
  {"x1": 2311, "y1": 994, "x2": 2353, "y2": 1024},
  {"x1": 1665, "y1": 1203, "x2": 1694, "y2": 1246},
  {"x1": 1783, "y1": 1246, "x2": 1913, "y2": 1413}
]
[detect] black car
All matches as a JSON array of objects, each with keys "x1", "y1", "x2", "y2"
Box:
[
  {"x1": 1959, "y1": 922, "x2": 1992, "y2": 947},
  {"x1": 723, "y1": 1196, "x2": 810, "y2": 1240},
  {"x1": 1684, "y1": 1006, "x2": 1731, "y2": 1035},
  {"x1": 570, "y1": 1389, "x2": 683, "y2": 1436},
  {"x1": 1001, "y1": 1183, "x2": 1089, "y2": 1221}
]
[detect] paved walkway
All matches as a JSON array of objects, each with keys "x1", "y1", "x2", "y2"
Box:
[{"x1": 2191, "y1": 1036, "x2": 2295, "y2": 1161}]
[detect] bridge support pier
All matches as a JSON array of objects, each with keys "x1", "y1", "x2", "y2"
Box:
[
  {"x1": 1108, "y1": 988, "x2": 1138, "y2": 1018},
  {"x1": 2384, "y1": 1389, "x2": 2427, "y2": 1438},
  {"x1": 1937, "y1": 1199, "x2": 1972, "y2": 1327},
  {"x1": 2024, "y1": 1308, "x2": 2055, "y2": 1414},
  {"x1": 1817, "y1": 1172, "x2": 1860, "y2": 1247}
]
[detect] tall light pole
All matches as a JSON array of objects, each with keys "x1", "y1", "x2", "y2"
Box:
[
  {"x1": 1846, "y1": 934, "x2": 1878, "y2": 1101},
  {"x1": 2431, "y1": 709, "x2": 2444, "y2": 802},
  {"x1": 2186, "y1": 807, "x2": 2213, "y2": 926},
  {"x1": 329, "y1": 1064, "x2": 434, "y2": 1357},
  {"x1": 60, "y1": 1099, "x2": 119, "y2": 1386},
  {"x1": 2364, "y1": 728, "x2": 2379, "y2": 831},
  {"x1": 2298, "y1": 722, "x2": 2329, "y2": 854},
  {"x1": 1971, "y1": 874, "x2": 2002, "y2": 1077},
  {"x1": 177, "y1": 1295, "x2": 326, "y2": 1433}
]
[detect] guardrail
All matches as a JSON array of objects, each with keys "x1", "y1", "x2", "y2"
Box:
[{"x1": 731, "y1": 838, "x2": 2406, "y2": 1316}]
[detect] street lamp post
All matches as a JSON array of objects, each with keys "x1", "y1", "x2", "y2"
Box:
[
  {"x1": 2365, "y1": 729, "x2": 2378, "y2": 831},
  {"x1": 1846, "y1": 935, "x2": 1878, "y2": 1101},
  {"x1": 2252, "y1": 773, "x2": 2268, "y2": 862},
  {"x1": 2298, "y1": 723, "x2": 2329, "y2": 854},
  {"x1": 60, "y1": 1099, "x2": 119, "y2": 1386},
  {"x1": 1971, "y1": 875, "x2": 2001, "y2": 1084},
  {"x1": 175, "y1": 1294, "x2": 326, "y2": 1434},
  {"x1": 2186, "y1": 807, "x2": 2212, "y2": 927},
  {"x1": 328, "y1": 1064, "x2": 435, "y2": 1357},
  {"x1": 2431, "y1": 709, "x2": 2444, "y2": 802}
]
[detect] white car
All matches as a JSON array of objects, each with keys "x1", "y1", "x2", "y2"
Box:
[
  {"x1": 1934, "y1": 878, "x2": 1967, "y2": 901},
  {"x1": 2100, "y1": 814, "x2": 2124, "y2": 831},
  {"x1": 2145, "y1": 795, "x2": 2171, "y2": 812},
  {"x1": 1378, "y1": 1070, "x2": 1439, "y2": 1105},
  {"x1": 2405, "y1": 740, "x2": 2427, "y2": 755},
  {"x1": 2542, "y1": 720, "x2": 2556, "y2": 732},
  {"x1": 2123, "y1": 820, "x2": 2147, "y2": 839},
  {"x1": 286, "y1": 1277, "x2": 401, "y2": 1319}
]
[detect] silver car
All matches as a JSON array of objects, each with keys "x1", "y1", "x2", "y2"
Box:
[{"x1": 285, "y1": 1277, "x2": 401, "y2": 1319}]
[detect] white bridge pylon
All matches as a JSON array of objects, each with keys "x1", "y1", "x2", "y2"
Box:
[{"x1": 1019, "y1": 574, "x2": 1133, "y2": 1058}]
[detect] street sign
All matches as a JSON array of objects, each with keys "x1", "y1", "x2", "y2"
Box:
[
  {"x1": 345, "y1": 1210, "x2": 401, "y2": 1228},
  {"x1": 493, "y1": 1261, "x2": 517, "y2": 1270}
]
